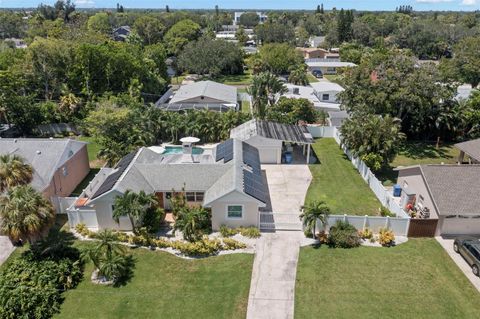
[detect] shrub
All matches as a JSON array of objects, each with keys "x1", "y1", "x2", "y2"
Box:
[
  {"x1": 239, "y1": 227, "x2": 261, "y2": 238},
  {"x1": 153, "y1": 238, "x2": 171, "y2": 248},
  {"x1": 220, "y1": 225, "x2": 238, "y2": 237},
  {"x1": 359, "y1": 228, "x2": 373, "y2": 240},
  {"x1": 222, "y1": 238, "x2": 247, "y2": 250},
  {"x1": 328, "y1": 221, "x2": 361, "y2": 248},
  {"x1": 74, "y1": 223, "x2": 92, "y2": 237},
  {"x1": 378, "y1": 228, "x2": 395, "y2": 247},
  {"x1": 380, "y1": 206, "x2": 395, "y2": 217},
  {"x1": 173, "y1": 238, "x2": 222, "y2": 257},
  {"x1": 142, "y1": 207, "x2": 165, "y2": 233},
  {"x1": 317, "y1": 230, "x2": 328, "y2": 244}
]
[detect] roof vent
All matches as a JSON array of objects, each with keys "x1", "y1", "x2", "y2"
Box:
[
  {"x1": 36, "y1": 150, "x2": 41, "y2": 155},
  {"x1": 14, "y1": 139, "x2": 17, "y2": 143},
  {"x1": 293, "y1": 88, "x2": 300, "y2": 95}
]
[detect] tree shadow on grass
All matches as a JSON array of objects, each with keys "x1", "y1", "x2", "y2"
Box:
[
  {"x1": 113, "y1": 255, "x2": 136, "y2": 288},
  {"x1": 399, "y1": 142, "x2": 453, "y2": 160}
]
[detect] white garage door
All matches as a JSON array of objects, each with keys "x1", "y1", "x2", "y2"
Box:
[
  {"x1": 258, "y1": 148, "x2": 280, "y2": 164},
  {"x1": 441, "y1": 217, "x2": 480, "y2": 235}
]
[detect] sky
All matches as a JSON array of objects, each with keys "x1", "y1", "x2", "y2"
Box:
[{"x1": 0, "y1": 0, "x2": 479, "y2": 11}]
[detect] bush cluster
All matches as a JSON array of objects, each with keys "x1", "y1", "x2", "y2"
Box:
[
  {"x1": 378, "y1": 228, "x2": 395, "y2": 247},
  {"x1": 358, "y1": 228, "x2": 373, "y2": 240},
  {"x1": 219, "y1": 225, "x2": 261, "y2": 239},
  {"x1": 0, "y1": 249, "x2": 82, "y2": 319},
  {"x1": 328, "y1": 221, "x2": 361, "y2": 248}
]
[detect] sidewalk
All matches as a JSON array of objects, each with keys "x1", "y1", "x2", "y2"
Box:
[{"x1": 247, "y1": 232, "x2": 303, "y2": 319}]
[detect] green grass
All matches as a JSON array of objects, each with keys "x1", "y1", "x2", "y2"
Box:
[
  {"x1": 307, "y1": 138, "x2": 381, "y2": 215},
  {"x1": 70, "y1": 168, "x2": 100, "y2": 196},
  {"x1": 215, "y1": 70, "x2": 253, "y2": 86},
  {"x1": 295, "y1": 239, "x2": 480, "y2": 319},
  {"x1": 324, "y1": 74, "x2": 343, "y2": 84},
  {"x1": 377, "y1": 141, "x2": 460, "y2": 186},
  {"x1": 78, "y1": 136, "x2": 104, "y2": 168},
  {"x1": 56, "y1": 248, "x2": 253, "y2": 319},
  {"x1": 307, "y1": 73, "x2": 319, "y2": 83}
]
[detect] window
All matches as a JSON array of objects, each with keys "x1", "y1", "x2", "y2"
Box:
[
  {"x1": 186, "y1": 192, "x2": 196, "y2": 202},
  {"x1": 322, "y1": 94, "x2": 329, "y2": 101},
  {"x1": 196, "y1": 192, "x2": 204, "y2": 202},
  {"x1": 227, "y1": 205, "x2": 243, "y2": 219}
]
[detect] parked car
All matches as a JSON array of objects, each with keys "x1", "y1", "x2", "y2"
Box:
[
  {"x1": 454, "y1": 237, "x2": 480, "y2": 276},
  {"x1": 312, "y1": 70, "x2": 323, "y2": 78}
]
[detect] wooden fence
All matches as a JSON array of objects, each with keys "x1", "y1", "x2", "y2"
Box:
[{"x1": 408, "y1": 219, "x2": 438, "y2": 237}]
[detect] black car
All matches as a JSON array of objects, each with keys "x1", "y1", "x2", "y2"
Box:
[
  {"x1": 312, "y1": 70, "x2": 323, "y2": 78},
  {"x1": 454, "y1": 237, "x2": 480, "y2": 276}
]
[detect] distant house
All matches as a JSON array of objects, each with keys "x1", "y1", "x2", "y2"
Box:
[
  {"x1": 156, "y1": 81, "x2": 239, "y2": 112},
  {"x1": 327, "y1": 110, "x2": 349, "y2": 127},
  {"x1": 0, "y1": 139, "x2": 90, "y2": 200},
  {"x1": 396, "y1": 165, "x2": 480, "y2": 236},
  {"x1": 233, "y1": 12, "x2": 267, "y2": 25},
  {"x1": 297, "y1": 47, "x2": 339, "y2": 60},
  {"x1": 310, "y1": 81, "x2": 344, "y2": 105},
  {"x1": 455, "y1": 138, "x2": 480, "y2": 164},
  {"x1": 281, "y1": 83, "x2": 340, "y2": 112},
  {"x1": 230, "y1": 119, "x2": 314, "y2": 164},
  {"x1": 67, "y1": 138, "x2": 267, "y2": 231},
  {"x1": 113, "y1": 26, "x2": 131, "y2": 41},
  {"x1": 306, "y1": 60, "x2": 356, "y2": 75}
]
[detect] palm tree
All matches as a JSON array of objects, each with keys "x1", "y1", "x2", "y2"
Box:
[
  {"x1": 112, "y1": 190, "x2": 158, "y2": 234},
  {"x1": 0, "y1": 154, "x2": 34, "y2": 192},
  {"x1": 288, "y1": 65, "x2": 309, "y2": 86},
  {"x1": 300, "y1": 200, "x2": 331, "y2": 239},
  {"x1": 248, "y1": 72, "x2": 287, "y2": 119},
  {"x1": 174, "y1": 206, "x2": 211, "y2": 242},
  {"x1": 0, "y1": 185, "x2": 55, "y2": 243}
]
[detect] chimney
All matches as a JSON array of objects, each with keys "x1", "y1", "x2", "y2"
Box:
[{"x1": 179, "y1": 137, "x2": 200, "y2": 163}]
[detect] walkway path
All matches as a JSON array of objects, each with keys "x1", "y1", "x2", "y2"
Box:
[
  {"x1": 247, "y1": 231, "x2": 303, "y2": 319},
  {"x1": 0, "y1": 236, "x2": 15, "y2": 266}
]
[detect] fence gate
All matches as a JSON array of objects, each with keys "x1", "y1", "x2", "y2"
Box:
[
  {"x1": 259, "y1": 212, "x2": 303, "y2": 231},
  {"x1": 408, "y1": 219, "x2": 438, "y2": 237}
]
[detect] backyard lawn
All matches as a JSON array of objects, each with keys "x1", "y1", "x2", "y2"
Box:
[
  {"x1": 56, "y1": 248, "x2": 253, "y2": 319},
  {"x1": 78, "y1": 136, "x2": 104, "y2": 168},
  {"x1": 295, "y1": 239, "x2": 480, "y2": 319},
  {"x1": 70, "y1": 168, "x2": 100, "y2": 196},
  {"x1": 377, "y1": 141, "x2": 460, "y2": 186},
  {"x1": 215, "y1": 70, "x2": 253, "y2": 86},
  {"x1": 307, "y1": 138, "x2": 381, "y2": 215}
]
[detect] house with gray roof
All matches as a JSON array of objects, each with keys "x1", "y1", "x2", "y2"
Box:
[
  {"x1": 455, "y1": 138, "x2": 480, "y2": 164},
  {"x1": 230, "y1": 119, "x2": 314, "y2": 164},
  {"x1": 157, "y1": 81, "x2": 239, "y2": 112},
  {"x1": 0, "y1": 138, "x2": 90, "y2": 200},
  {"x1": 396, "y1": 164, "x2": 480, "y2": 236},
  {"x1": 67, "y1": 138, "x2": 267, "y2": 231}
]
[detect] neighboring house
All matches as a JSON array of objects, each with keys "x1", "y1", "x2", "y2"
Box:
[
  {"x1": 230, "y1": 119, "x2": 314, "y2": 164},
  {"x1": 396, "y1": 165, "x2": 480, "y2": 236},
  {"x1": 455, "y1": 138, "x2": 480, "y2": 164},
  {"x1": 4, "y1": 38, "x2": 27, "y2": 49},
  {"x1": 156, "y1": 81, "x2": 239, "y2": 112},
  {"x1": 297, "y1": 48, "x2": 340, "y2": 60},
  {"x1": 0, "y1": 139, "x2": 90, "y2": 200},
  {"x1": 306, "y1": 60, "x2": 356, "y2": 75},
  {"x1": 281, "y1": 84, "x2": 340, "y2": 112},
  {"x1": 67, "y1": 138, "x2": 267, "y2": 231},
  {"x1": 113, "y1": 26, "x2": 131, "y2": 41},
  {"x1": 327, "y1": 110, "x2": 349, "y2": 127},
  {"x1": 310, "y1": 81, "x2": 344, "y2": 110},
  {"x1": 233, "y1": 12, "x2": 267, "y2": 25},
  {"x1": 309, "y1": 36, "x2": 325, "y2": 48}
]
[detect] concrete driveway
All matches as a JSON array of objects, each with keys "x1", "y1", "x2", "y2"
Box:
[
  {"x1": 0, "y1": 236, "x2": 15, "y2": 266},
  {"x1": 261, "y1": 165, "x2": 312, "y2": 213},
  {"x1": 436, "y1": 237, "x2": 480, "y2": 292}
]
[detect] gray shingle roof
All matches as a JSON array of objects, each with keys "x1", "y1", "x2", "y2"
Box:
[
  {"x1": 420, "y1": 165, "x2": 480, "y2": 216},
  {"x1": 0, "y1": 138, "x2": 86, "y2": 192},
  {"x1": 328, "y1": 110, "x2": 349, "y2": 127},
  {"x1": 230, "y1": 119, "x2": 314, "y2": 144},
  {"x1": 169, "y1": 81, "x2": 237, "y2": 105},
  {"x1": 455, "y1": 138, "x2": 480, "y2": 162}
]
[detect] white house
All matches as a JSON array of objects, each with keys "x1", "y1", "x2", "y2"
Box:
[
  {"x1": 310, "y1": 81, "x2": 344, "y2": 110},
  {"x1": 67, "y1": 138, "x2": 267, "y2": 231},
  {"x1": 306, "y1": 60, "x2": 356, "y2": 75},
  {"x1": 281, "y1": 84, "x2": 341, "y2": 112}
]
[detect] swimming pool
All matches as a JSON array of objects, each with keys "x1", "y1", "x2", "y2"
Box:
[{"x1": 163, "y1": 146, "x2": 205, "y2": 155}]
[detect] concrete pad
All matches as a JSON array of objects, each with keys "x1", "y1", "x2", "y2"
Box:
[
  {"x1": 436, "y1": 237, "x2": 480, "y2": 292},
  {"x1": 0, "y1": 236, "x2": 15, "y2": 266}
]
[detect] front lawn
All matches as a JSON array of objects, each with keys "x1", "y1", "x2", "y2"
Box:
[
  {"x1": 306, "y1": 138, "x2": 381, "y2": 215},
  {"x1": 377, "y1": 141, "x2": 460, "y2": 186},
  {"x1": 295, "y1": 239, "x2": 480, "y2": 318},
  {"x1": 56, "y1": 248, "x2": 253, "y2": 319},
  {"x1": 307, "y1": 73, "x2": 319, "y2": 83}
]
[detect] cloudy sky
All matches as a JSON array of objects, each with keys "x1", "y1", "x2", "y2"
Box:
[{"x1": 0, "y1": 0, "x2": 478, "y2": 11}]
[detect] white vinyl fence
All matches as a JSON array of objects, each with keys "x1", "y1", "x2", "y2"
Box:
[
  {"x1": 316, "y1": 215, "x2": 410, "y2": 236},
  {"x1": 51, "y1": 196, "x2": 77, "y2": 214},
  {"x1": 306, "y1": 125, "x2": 411, "y2": 235},
  {"x1": 67, "y1": 208, "x2": 99, "y2": 229}
]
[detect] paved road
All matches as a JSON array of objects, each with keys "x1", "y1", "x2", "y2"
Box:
[
  {"x1": 247, "y1": 232, "x2": 303, "y2": 319},
  {"x1": 0, "y1": 236, "x2": 15, "y2": 266},
  {"x1": 436, "y1": 237, "x2": 480, "y2": 292}
]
